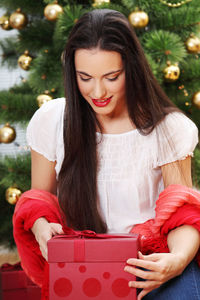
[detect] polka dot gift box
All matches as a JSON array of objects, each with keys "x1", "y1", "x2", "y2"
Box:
[{"x1": 48, "y1": 228, "x2": 139, "y2": 300}]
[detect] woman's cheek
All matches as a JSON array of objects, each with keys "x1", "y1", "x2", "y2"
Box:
[{"x1": 77, "y1": 80, "x2": 91, "y2": 96}]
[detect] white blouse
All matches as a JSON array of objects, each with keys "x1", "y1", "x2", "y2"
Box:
[{"x1": 26, "y1": 98, "x2": 199, "y2": 233}]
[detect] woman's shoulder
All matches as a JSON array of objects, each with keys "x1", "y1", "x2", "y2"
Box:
[
  {"x1": 26, "y1": 98, "x2": 66, "y2": 161},
  {"x1": 156, "y1": 111, "x2": 198, "y2": 140},
  {"x1": 162, "y1": 111, "x2": 197, "y2": 130},
  {"x1": 28, "y1": 97, "x2": 66, "y2": 127},
  {"x1": 35, "y1": 97, "x2": 66, "y2": 114},
  {"x1": 155, "y1": 111, "x2": 198, "y2": 166}
]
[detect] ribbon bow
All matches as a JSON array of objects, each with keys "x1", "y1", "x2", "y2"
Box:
[{"x1": 62, "y1": 226, "x2": 97, "y2": 238}]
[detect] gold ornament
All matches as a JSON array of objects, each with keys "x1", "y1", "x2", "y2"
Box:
[
  {"x1": 41, "y1": 74, "x2": 47, "y2": 80},
  {"x1": 18, "y1": 50, "x2": 32, "y2": 70},
  {"x1": 44, "y1": 2, "x2": 63, "y2": 21},
  {"x1": 9, "y1": 8, "x2": 28, "y2": 29},
  {"x1": 0, "y1": 123, "x2": 16, "y2": 143},
  {"x1": 163, "y1": 62, "x2": 180, "y2": 82},
  {"x1": 192, "y1": 91, "x2": 200, "y2": 109},
  {"x1": 6, "y1": 187, "x2": 22, "y2": 205},
  {"x1": 0, "y1": 15, "x2": 11, "y2": 30},
  {"x1": 160, "y1": 0, "x2": 192, "y2": 7},
  {"x1": 128, "y1": 9, "x2": 149, "y2": 28},
  {"x1": 92, "y1": 0, "x2": 110, "y2": 6},
  {"x1": 37, "y1": 91, "x2": 53, "y2": 107},
  {"x1": 185, "y1": 35, "x2": 200, "y2": 54}
]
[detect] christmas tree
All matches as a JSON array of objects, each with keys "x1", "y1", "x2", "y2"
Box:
[{"x1": 0, "y1": 0, "x2": 200, "y2": 246}]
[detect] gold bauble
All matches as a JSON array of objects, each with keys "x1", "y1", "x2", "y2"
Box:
[
  {"x1": 128, "y1": 10, "x2": 149, "y2": 28},
  {"x1": 186, "y1": 35, "x2": 200, "y2": 54},
  {"x1": 44, "y1": 3, "x2": 63, "y2": 21},
  {"x1": 0, "y1": 15, "x2": 11, "y2": 30},
  {"x1": 18, "y1": 50, "x2": 32, "y2": 70},
  {"x1": 37, "y1": 92, "x2": 53, "y2": 107},
  {"x1": 0, "y1": 123, "x2": 16, "y2": 143},
  {"x1": 9, "y1": 8, "x2": 28, "y2": 29},
  {"x1": 192, "y1": 91, "x2": 200, "y2": 109},
  {"x1": 6, "y1": 187, "x2": 22, "y2": 205},
  {"x1": 163, "y1": 62, "x2": 180, "y2": 82},
  {"x1": 92, "y1": 0, "x2": 110, "y2": 6}
]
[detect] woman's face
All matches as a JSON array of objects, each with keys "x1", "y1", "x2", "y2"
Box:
[{"x1": 75, "y1": 48, "x2": 127, "y2": 119}]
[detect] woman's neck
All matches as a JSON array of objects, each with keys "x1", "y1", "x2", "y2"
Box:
[{"x1": 96, "y1": 114, "x2": 136, "y2": 134}]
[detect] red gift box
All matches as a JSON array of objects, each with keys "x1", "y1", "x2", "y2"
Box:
[
  {"x1": 48, "y1": 228, "x2": 139, "y2": 300},
  {"x1": 0, "y1": 262, "x2": 41, "y2": 300}
]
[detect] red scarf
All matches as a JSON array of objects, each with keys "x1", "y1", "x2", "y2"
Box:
[{"x1": 13, "y1": 184, "x2": 200, "y2": 299}]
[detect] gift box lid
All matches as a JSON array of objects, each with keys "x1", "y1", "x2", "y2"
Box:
[{"x1": 48, "y1": 233, "x2": 139, "y2": 263}]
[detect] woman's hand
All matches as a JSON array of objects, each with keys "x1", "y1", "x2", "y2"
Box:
[
  {"x1": 124, "y1": 251, "x2": 186, "y2": 300},
  {"x1": 31, "y1": 217, "x2": 64, "y2": 261}
]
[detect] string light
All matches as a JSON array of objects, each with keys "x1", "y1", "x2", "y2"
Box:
[{"x1": 160, "y1": 0, "x2": 192, "y2": 8}]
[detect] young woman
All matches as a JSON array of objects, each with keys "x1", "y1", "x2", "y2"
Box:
[{"x1": 13, "y1": 9, "x2": 200, "y2": 300}]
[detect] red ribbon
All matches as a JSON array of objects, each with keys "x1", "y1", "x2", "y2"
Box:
[
  {"x1": 52, "y1": 226, "x2": 137, "y2": 262},
  {"x1": 62, "y1": 226, "x2": 98, "y2": 238},
  {"x1": 61, "y1": 226, "x2": 136, "y2": 239}
]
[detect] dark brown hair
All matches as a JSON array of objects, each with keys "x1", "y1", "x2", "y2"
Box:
[{"x1": 58, "y1": 9, "x2": 178, "y2": 232}]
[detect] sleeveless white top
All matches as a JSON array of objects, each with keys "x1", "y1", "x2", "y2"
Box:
[{"x1": 26, "y1": 98, "x2": 198, "y2": 233}]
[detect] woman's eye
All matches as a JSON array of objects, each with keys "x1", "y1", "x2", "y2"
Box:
[
  {"x1": 107, "y1": 76, "x2": 119, "y2": 81},
  {"x1": 80, "y1": 76, "x2": 91, "y2": 82}
]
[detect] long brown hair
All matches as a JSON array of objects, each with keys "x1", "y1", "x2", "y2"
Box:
[{"x1": 58, "y1": 9, "x2": 178, "y2": 232}]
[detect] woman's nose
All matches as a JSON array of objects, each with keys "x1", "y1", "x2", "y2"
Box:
[{"x1": 93, "y1": 80, "x2": 106, "y2": 99}]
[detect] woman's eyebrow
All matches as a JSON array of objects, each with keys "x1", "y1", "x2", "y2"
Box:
[{"x1": 76, "y1": 69, "x2": 123, "y2": 77}]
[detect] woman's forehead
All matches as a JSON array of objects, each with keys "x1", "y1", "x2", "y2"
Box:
[{"x1": 74, "y1": 48, "x2": 123, "y2": 74}]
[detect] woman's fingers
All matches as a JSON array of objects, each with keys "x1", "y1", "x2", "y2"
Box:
[
  {"x1": 50, "y1": 223, "x2": 64, "y2": 235},
  {"x1": 39, "y1": 230, "x2": 53, "y2": 260},
  {"x1": 124, "y1": 265, "x2": 160, "y2": 281},
  {"x1": 126, "y1": 257, "x2": 160, "y2": 272},
  {"x1": 33, "y1": 221, "x2": 64, "y2": 261},
  {"x1": 129, "y1": 279, "x2": 160, "y2": 290},
  {"x1": 137, "y1": 288, "x2": 152, "y2": 300}
]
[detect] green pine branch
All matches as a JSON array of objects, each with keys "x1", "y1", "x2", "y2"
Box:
[
  {"x1": 28, "y1": 48, "x2": 63, "y2": 94},
  {"x1": 143, "y1": 30, "x2": 187, "y2": 66},
  {"x1": 17, "y1": 19, "x2": 55, "y2": 53},
  {"x1": 0, "y1": 0, "x2": 45, "y2": 15},
  {"x1": 0, "y1": 37, "x2": 19, "y2": 69},
  {"x1": 0, "y1": 154, "x2": 31, "y2": 190},
  {"x1": 0, "y1": 87, "x2": 38, "y2": 123}
]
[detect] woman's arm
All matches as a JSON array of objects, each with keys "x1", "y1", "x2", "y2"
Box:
[
  {"x1": 161, "y1": 156, "x2": 192, "y2": 188},
  {"x1": 125, "y1": 157, "x2": 200, "y2": 299},
  {"x1": 162, "y1": 156, "x2": 200, "y2": 267},
  {"x1": 30, "y1": 148, "x2": 64, "y2": 260},
  {"x1": 31, "y1": 148, "x2": 57, "y2": 195}
]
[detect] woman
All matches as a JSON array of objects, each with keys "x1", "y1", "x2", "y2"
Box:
[{"x1": 13, "y1": 9, "x2": 200, "y2": 300}]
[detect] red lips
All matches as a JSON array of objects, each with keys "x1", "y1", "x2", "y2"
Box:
[{"x1": 92, "y1": 96, "x2": 112, "y2": 107}]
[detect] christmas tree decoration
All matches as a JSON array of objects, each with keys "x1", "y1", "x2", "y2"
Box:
[
  {"x1": 18, "y1": 50, "x2": 32, "y2": 70},
  {"x1": 192, "y1": 91, "x2": 200, "y2": 109},
  {"x1": 36, "y1": 91, "x2": 53, "y2": 107},
  {"x1": 160, "y1": 0, "x2": 192, "y2": 7},
  {"x1": 92, "y1": 0, "x2": 110, "y2": 6},
  {"x1": 41, "y1": 74, "x2": 47, "y2": 80},
  {"x1": 185, "y1": 35, "x2": 200, "y2": 54},
  {"x1": 0, "y1": 123, "x2": 16, "y2": 143},
  {"x1": 5, "y1": 187, "x2": 22, "y2": 205},
  {"x1": 0, "y1": 15, "x2": 11, "y2": 30},
  {"x1": 128, "y1": 9, "x2": 149, "y2": 28},
  {"x1": 9, "y1": 8, "x2": 28, "y2": 29},
  {"x1": 163, "y1": 61, "x2": 180, "y2": 82},
  {"x1": 44, "y1": 2, "x2": 63, "y2": 21}
]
